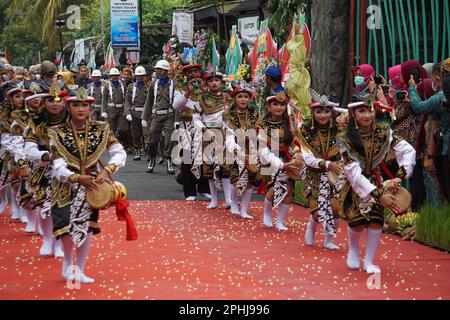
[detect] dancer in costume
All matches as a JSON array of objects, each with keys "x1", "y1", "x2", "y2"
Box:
[
  {"x1": 259, "y1": 95, "x2": 301, "y2": 231},
  {"x1": 48, "y1": 87, "x2": 126, "y2": 283},
  {"x1": 224, "y1": 86, "x2": 262, "y2": 218},
  {"x1": 172, "y1": 63, "x2": 210, "y2": 201},
  {"x1": 10, "y1": 83, "x2": 44, "y2": 233},
  {"x1": 1, "y1": 84, "x2": 29, "y2": 222},
  {"x1": 191, "y1": 72, "x2": 233, "y2": 209},
  {"x1": 299, "y1": 96, "x2": 342, "y2": 249},
  {"x1": 24, "y1": 84, "x2": 68, "y2": 257},
  {"x1": 336, "y1": 97, "x2": 416, "y2": 273}
]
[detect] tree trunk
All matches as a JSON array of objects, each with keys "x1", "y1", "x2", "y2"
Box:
[{"x1": 311, "y1": 0, "x2": 350, "y2": 104}]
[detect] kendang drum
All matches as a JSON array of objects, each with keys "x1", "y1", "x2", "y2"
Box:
[
  {"x1": 86, "y1": 179, "x2": 117, "y2": 210},
  {"x1": 384, "y1": 186, "x2": 412, "y2": 216}
]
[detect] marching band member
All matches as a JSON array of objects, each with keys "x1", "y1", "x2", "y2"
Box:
[{"x1": 48, "y1": 87, "x2": 126, "y2": 283}]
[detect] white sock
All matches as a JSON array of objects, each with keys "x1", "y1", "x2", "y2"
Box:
[
  {"x1": 37, "y1": 208, "x2": 44, "y2": 236},
  {"x1": 276, "y1": 203, "x2": 290, "y2": 231},
  {"x1": 263, "y1": 198, "x2": 273, "y2": 227},
  {"x1": 347, "y1": 227, "x2": 362, "y2": 269},
  {"x1": 364, "y1": 228, "x2": 382, "y2": 273},
  {"x1": 230, "y1": 186, "x2": 240, "y2": 215},
  {"x1": 24, "y1": 210, "x2": 37, "y2": 233},
  {"x1": 10, "y1": 189, "x2": 20, "y2": 220},
  {"x1": 75, "y1": 232, "x2": 95, "y2": 283},
  {"x1": 305, "y1": 215, "x2": 318, "y2": 246},
  {"x1": 207, "y1": 180, "x2": 218, "y2": 208},
  {"x1": 222, "y1": 178, "x2": 232, "y2": 208},
  {"x1": 240, "y1": 189, "x2": 253, "y2": 219},
  {"x1": 61, "y1": 236, "x2": 74, "y2": 280},
  {"x1": 54, "y1": 239, "x2": 64, "y2": 258},
  {"x1": 19, "y1": 207, "x2": 29, "y2": 224},
  {"x1": 39, "y1": 216, "x2": 54, "y2": 256},
  {"x1": 324, "y1": 218, "x2": 341, "y2": 250},
  {"x1": 0, "y1": 189, "x2": 8, "y2": 214}
]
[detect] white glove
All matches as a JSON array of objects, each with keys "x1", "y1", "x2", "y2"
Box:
[
  {"x1": 141, "y1": 120, "x2": 148, "y2": 128},
  {"x1": 101, "y1": 112, "x2": 108, "y2": 119},
  {"x1": 126, "y1": 114, "x2": 132, "y2": 122}
]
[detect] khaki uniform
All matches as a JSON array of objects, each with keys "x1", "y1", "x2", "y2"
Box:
[
  {"x1": 87, "y1": 80, "x2": 106, "y2": 121},
  {"x1": 102, "y1": 81, "x2": 129, "y2": 137},
  {"x1": 142, "y1": 79, "x2": 175, "y2": 159},
  {"x1": 125, "y1": 81, "x2": 149, "y2": 151}
]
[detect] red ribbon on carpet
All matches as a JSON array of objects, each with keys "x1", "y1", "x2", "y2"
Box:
[{"x1": 115, "y1": 197, "x2": 138, "y2": 241}]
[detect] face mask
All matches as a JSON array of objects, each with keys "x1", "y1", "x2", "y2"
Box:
[
  {"x1": 354, "y1": 76, "x2": 365, "y2": 87},
  {"x1": 34, "y1": 74, "x2": 41, "y2": 81}
]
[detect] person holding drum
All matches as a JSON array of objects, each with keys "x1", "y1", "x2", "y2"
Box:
[
  {"x1": 223, "y1": 86, "x2": 262, "y2": 219},
  {"x1": 299, "y1": 96, "x2": 342, "y2": 250},
  {"x1": 259, "y1": 95, "x2": 301, "y2": 231},
  {"x1": 336, "y1": 96, "x2": 416, "y2": 274},
  {"x1": 48, "y1": 87, "x2": 127, "y2": 283},
  {"x1": 24, "y1": 83, "x2": 68, "y2": 257}
]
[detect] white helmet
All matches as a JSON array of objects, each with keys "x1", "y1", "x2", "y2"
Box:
[
  {"x1": 109, "y1": 68, "x2": 120, "y2": 76},
  {"x1": 92, "y1": 69, "x2": 102, "y2": 77},
  {"x1": 155, "y1": 60, "x2": 170, "y2": 71},
  {"x1": 135, "y1": 66, "x2": 147, "y2": 76}
]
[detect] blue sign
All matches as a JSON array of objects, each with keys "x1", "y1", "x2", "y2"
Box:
[{"x1": 110, "y1": 0, "x2": 139, "y2": 48}]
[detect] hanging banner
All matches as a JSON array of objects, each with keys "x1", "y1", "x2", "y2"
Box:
[
  {"x1": 110, "y1": 0, "x2": 139, "y2": 48},
  {"x1": 72, "y1": 39, "x2": 85, "y2": 67},
  {"x1": 172, "y1": 11, "x2": 194, "y2": 45},
  {"x1": 238, "y1": 16, "x2": 259, "y2": 44}
]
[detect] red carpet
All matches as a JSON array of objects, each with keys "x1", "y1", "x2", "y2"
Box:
[{"x1": 0, "y1": 200, "x2": 449, "y2": 300}]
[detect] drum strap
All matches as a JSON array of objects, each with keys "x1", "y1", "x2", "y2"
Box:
[
  {"x1": 380, "y1": 161, "x2": 394, "y2": 179},
  {"x1": 97, "y1": 160, "x2": 138, "y2": 241}
]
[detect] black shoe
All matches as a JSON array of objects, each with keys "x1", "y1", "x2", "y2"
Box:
[
  {"x1": 134, "y1": 150, "x2": 141, "y2": 161},
  {"x1": 158, "y1": 157, "x2": 165, "y2": 165},
  {"x1": 147, "y1": 158, "x2": 156, "y2": 173},
  {"x1": 167, "y1": 159, "x2": 175, "y2": 175}
]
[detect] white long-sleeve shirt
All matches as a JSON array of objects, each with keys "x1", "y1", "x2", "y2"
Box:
[
  {"x1": 343, "y1": 132, "x2": 416, "y2": 199},
  {"x1": 51, "y1": 142, "x2": 127, "y2": 182},
  {"x1": 301, "y1": 148, "x2": 331, "y2": 170},
  {"x1": 24, "y1": 141, "x2": 51, "y2": 166}
]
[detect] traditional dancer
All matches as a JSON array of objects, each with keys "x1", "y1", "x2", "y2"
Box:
[
  {"x1": 299, "y1": 96, "x2": 342, "y2": 249},
  {"x1": 259, "y1": 95, "x2": 301, "y2": 231},
  {"x1": 1, "y1": 84, "x2": 28, "y2": 221},
  {"x1": 224, "y1": 86, "x2": 262, "y2": 218},
  {"x1": 0, "y1": 82, "x2": 13, "y2": 214},
  {"x1": 24, "y1": 84, "x2": 67, "y2": 256},
  {"x1": 172, "y1": 63, "x2": 210, "y2": 201},
  {"x1": 191, "y1": 72, "x2": 233, "y2": 209},
  {"x1": 48, "y1": 87, "x2": 126, "y2": 283},
  {"x1": 336, "y1": 97, "x2": 416, "y2": 273},
  {"x1": 10, "y1": 83, "x2": 43, "y2": 233}
]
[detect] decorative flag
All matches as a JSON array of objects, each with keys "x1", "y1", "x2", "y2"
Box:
[
  {"x1": 278, "y1": 14, "x2": 311, "y2": 84},
  {"x1": 249, "y1": 20, "x2": 278, "y2": 79},
  {"x1": 105, "y1": 42, "x2": 116, "y2": 70},
  {"x1": 211, "y1": 37, "x2": 221, "y2": 71},
  {"x1": 225, "y1": 26, "x2": 242, "y2": 79}
]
